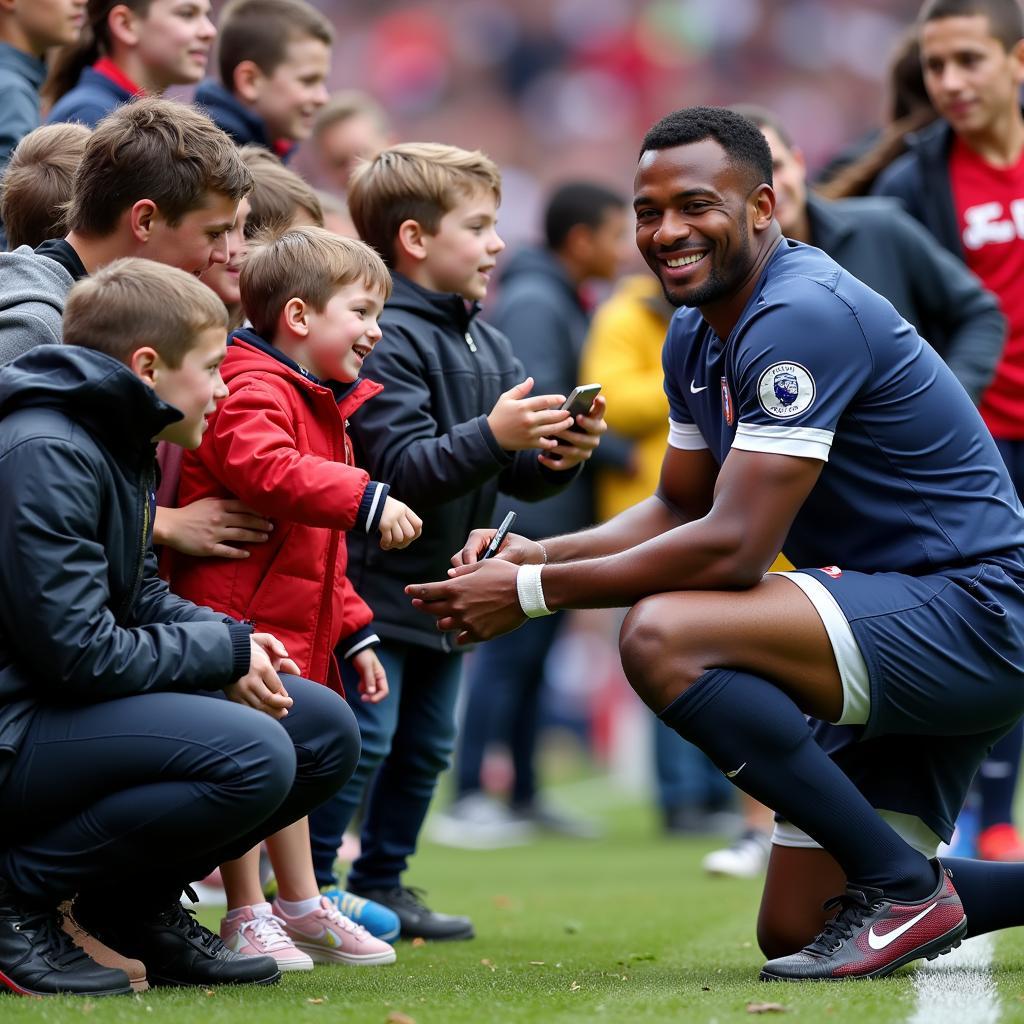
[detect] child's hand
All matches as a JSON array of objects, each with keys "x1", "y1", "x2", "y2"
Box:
[
  {"x1": 379, "y1": 496, "x2": 422, "y2": 550},
  {"x1": 539, "y1": 394, "x2": 608, "y2": 471},
  {"x1": 154, "y1": 497, "x2": 273, "y2": 558},
  {"x1": 486, "y1": 377, "x2": 573, "y2": 451},
  {"x1": 351, "y1": 647, "x2": 388, "y2": 703},
  {"x1": 224, "y1": 637, "x2": 294, "y2": 719}
]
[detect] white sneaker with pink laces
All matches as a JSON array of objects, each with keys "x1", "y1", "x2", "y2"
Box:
[
  {"x1": 273, "y1": 896, "x2": 397, "y2": 966},
  {"x1": 220, "y1": 903, "x2": 314, "y2": 972}
]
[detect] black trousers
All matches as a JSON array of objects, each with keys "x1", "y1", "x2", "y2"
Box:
[{"x1": 0, "y1": 676, "x2": 358, "y2": 907}]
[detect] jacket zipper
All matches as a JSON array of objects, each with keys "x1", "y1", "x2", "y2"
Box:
[{"x1": 464, "y1": 330, "x2": 477, "y2": 353}]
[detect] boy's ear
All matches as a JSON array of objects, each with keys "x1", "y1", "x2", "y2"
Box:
[
  {"x1": 282, "y1": 297, "x2": 310, "y2": 336},
  {"x1": 396, "y1": 219, "x2": 429, "y2": 263},
  {"x1": 233, "y1": 60, "x2": 267, "y2": 104},
  {"x1": 129, "y1": 346, "x2": 161, "y2": 388},
  {"x1": 127, "y1": 199, "x2": 159, "y2": 244},
  {"x1": 107, "y1": 3, "x2": 142, "y2": 48}
]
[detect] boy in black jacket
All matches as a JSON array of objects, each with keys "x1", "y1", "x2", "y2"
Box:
[
  {"x1": 0, "y1": 258, "x2": 359, "y2": 995},
  {"x1": 308, "y1": 142, "x2": 606, "y2": 939}
]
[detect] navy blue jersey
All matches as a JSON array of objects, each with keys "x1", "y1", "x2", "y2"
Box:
[{"x1": 663, "y1": 240, "x2": 1024, "y2": 575}]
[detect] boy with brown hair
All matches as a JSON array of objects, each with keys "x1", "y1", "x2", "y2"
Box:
[
  {"x1": 0, "y1": 121, "x2": 91, "y2": 249},
  {"x1": 0, "y1": 257, "x2": 361, "y2": 995},
  {"x1": 195, "y1": 0, "x2": 331, "y2": 161},
  {"x1": 307, "y1": 142, "x2": 606, "y2": 939},
  {"x1": 240, "y1": 144, "x2": 324, "y2": 233},
  {"x1": 168, "y1": 226, "x2": 420, "y2": 968}
]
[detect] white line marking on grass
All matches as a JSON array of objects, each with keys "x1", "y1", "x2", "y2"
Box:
[{"x1": 908, "y1": 934, "x2": 999, "y2": 1024}]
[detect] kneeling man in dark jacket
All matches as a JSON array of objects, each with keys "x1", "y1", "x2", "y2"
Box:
[{"x1": 0, "y1": 259, "x2": 360, "y2": 996}]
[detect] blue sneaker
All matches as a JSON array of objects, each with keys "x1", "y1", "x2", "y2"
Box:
[{"x1": 318, "y1": 886, "x2": 400, "y2": 942}]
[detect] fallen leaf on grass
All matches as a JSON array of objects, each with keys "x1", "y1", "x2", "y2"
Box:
[
  {"x1": 493, "y1": 895, "x2": 513, "y2": 909},
  {"x1": 480, "y1": 959, "x2": 496, "y2": 972},
  {"x1": 529, "y1": 961, "x2": 545, "y2": 966},
  {"x1": 203, "y1": 989, "x2": 215, "y2": 997},
  {"x1": 386, "y1": 1013, "x2": 417, "y2": 1024},
  {"x1": 410, "y1": 937, "x2": 426, "y2": 948},
  {"x1": 307, "y1": 998, "x2": 325, "y2": 1004},
  {"x1": 570, "y1": 981, "x2": 581, "y2": 992},
  {"x1": 746, "y1": 1002, "x2": 788, "y2": 1014}
]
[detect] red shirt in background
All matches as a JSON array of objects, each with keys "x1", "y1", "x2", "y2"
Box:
[{"x1": 951, "y1": 136, "x2": 1024, "y2": 438}]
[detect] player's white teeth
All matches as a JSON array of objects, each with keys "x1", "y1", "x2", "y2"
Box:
[{"x1": 666, "y1": 252, "x2": 706, "y2": 268}]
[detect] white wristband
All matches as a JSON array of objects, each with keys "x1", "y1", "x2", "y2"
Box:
[{"x1": 516, "y1": 563, "x2": 552, "y2": 618}]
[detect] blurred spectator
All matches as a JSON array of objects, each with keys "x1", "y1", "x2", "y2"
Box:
[
  {"x1": 238, "y1": 144, "x2": 324, "y2": 234},
  {"x1": 45, "y1": 0, "x2": 215, "y2": 127},
  {"x1": 0, "y1": 0, "x2": 85, "y2": 171},
  {"x1": 311, "y1": 90, "x2": 394, "y2": 193},
  {"x1": 580, "y1": 275, "x2": 738, "y2": 841},
  {"x1": 431, "y1": 180, "x2": 629, "y2": 849},
  {"x1": 316, "y1": 189, "x2": 356, "y2": 237},
  {"x1": 1, "y1": 122, "x2": 91, "y2": 250},
  {"x1": 874, "y1": 0, "x2": 1024, "y2": 863},
  {"x1": 195, "y1": 0, "x2": 330, "y2": 161}
]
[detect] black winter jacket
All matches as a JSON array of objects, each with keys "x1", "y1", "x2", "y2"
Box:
[
  {"x1": 0, "y1": 346, "x2": 251, "y2": 787},
  {"x1": 806, "y1": 193, "x2": 1005, "y2": 403},
  {"x1": 346, "y1": 273, "x2": 578, "y2": 651}
]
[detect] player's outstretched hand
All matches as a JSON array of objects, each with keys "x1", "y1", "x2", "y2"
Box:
[
  {"x1": 538, "y1": 394, "x2": 608, "y2": 471},
  {"x1": 351, "y1": 647, "x2": 389, "y2": 703},
  {"x1": 487, "y1": 377, "x2": 573, "y2": 452},
  {"x1": 408, "y1": 559, "x2": 525, "y2": 645},
  {"x1": 451, "y1": 529, "x2": 545, "y2": 568},
  {"x1": 224, "y1": 636, "x2": 295, "y2": 719},
  {"x1": 155, "y1": 497, "x2": 273, "y2": 558},
  {"x1": 379, "y1": 496, "x2": 422, "y2": 550}
]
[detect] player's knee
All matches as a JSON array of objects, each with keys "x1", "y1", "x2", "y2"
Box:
[{"x1": 619, "y1": 598, "x2": 703, "y2": 710}]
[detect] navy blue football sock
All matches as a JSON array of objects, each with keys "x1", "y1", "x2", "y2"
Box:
[
  {"x1": 977, "y1": 722, "x2": 1023, "y2": 830},
  {"x1": 659, "y1": 668, "x2": 935, "y2": 901},
  {"x1": 944, "y1": 858, "x2": 1024, "y2": 937}
]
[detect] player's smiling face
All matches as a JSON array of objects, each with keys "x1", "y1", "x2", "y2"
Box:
[{"x1": 633, "y1": 138, "x2": 773, "y2": 310}]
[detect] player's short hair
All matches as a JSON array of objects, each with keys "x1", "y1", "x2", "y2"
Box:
[
  {"x1": 313, "y1": 90, "x2": 390, "y2": 140},
  {"x1": 238, "y1": 145, "x2": 324, "y2": 236},
  {"x1": 0, "y1": 122, "x2": 91, "y2": 249},
  {"x1": 241, "y1": 225, "x2": 392, "y2": 339},
  {"x1": 728, "y1": 105, "x2": 795, "y2": 152},
  {"x1": 66, "y1": 96, "x2": 253, "y2": 238},
  {"x1": 640, "y1": 106, "x2": 774, "y2": 191},
  {"x1": 544, "y1": 181, "x2": 625, "y2": 252},
  {"x1": 217, "y1": 0, "x2": 333, "y2": 85},
  {"x1": 64, "y1": 257, "x2": 228, "y2": 368},
  {"x1": 347, "y1": 142, "x2": 502, "y2": 267},
  {"x1": 919, "y1": 0, "x2": 1024, "y2": 50}
]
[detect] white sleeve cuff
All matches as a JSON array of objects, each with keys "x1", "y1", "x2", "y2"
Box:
[
  {"x1": 668, "y1": 419, "x2": 708, "y2": 450},
  {"x1": 731, "y1": 422, "x2": 834, "y2": 461},
  {"x1": 516, "y1": 563, "x2": 552, "y2": 618}
]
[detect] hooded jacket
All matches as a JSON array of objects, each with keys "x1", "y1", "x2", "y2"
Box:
[
  {"x1": 0, "y1": 345, "x2": 252, "y2": 788},
  {"x1": 168, "y1": 332, "x2": 384, "y2": 689},
  {"x1": 345, "y1": 273, "x2": 578, "y2": 651},
  {"x1": 194, "y1": 80, "x2": 290, "y2": 159},
  {"x1": 46, "y1": 65, "x2": 134, "y2": 129},
  {"x1": 0, "y1": 245, "x2": 74, "y2": 366}
]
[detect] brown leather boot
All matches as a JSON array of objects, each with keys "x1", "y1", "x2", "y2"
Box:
[{"x1": 60, "y1": 902, "x2": 149, "y2": 993}]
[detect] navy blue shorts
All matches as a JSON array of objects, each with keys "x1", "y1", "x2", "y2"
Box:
[{"x1": 804, "y1": 559, "x2": 1024, "y2": 842}]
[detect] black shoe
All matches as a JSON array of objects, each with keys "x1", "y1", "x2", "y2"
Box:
[
  {"x1": 76, "y1": 894, "x2": 280, "y2": 988},
  {"x1": 349, "y1": 886, "x2": 474, "y2": 941},
  {"x1": 0, "y1": 881, "x2": 131, "y2": 996}
]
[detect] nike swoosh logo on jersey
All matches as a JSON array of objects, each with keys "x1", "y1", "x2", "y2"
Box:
[
  {"x1": 867, "y1": 902, "x2": 938, "y2": 950},
  {"x1": 725, "y1": 762, "x2": 746, "y2": 778},
  {"x1": 690, "y1": 380, "x2": 708, "y2": 393}
]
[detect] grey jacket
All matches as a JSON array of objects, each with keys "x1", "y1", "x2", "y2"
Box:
[
  {"x1": 0, "y1": 246, "x2": 73, "y2": 366},
  {"x1": 806, "y1": 193, "x2": 1005, "y2": 404}
]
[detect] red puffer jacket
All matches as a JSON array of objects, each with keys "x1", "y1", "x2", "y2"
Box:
[{"x1": 167, "y1": 335, "x2": 384, "y2": 691}]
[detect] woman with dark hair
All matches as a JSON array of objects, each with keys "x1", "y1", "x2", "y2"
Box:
[{"x1": 44, "y1": 0, "x2": 215, "y2": 128}]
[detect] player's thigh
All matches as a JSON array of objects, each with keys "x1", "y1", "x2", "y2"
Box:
[
  {"x1": 756, "y1": 844, "x2": 846, "y2": 959},
  {"x1": 620, "y1": 575, "x2": 842, "y2": 720}
]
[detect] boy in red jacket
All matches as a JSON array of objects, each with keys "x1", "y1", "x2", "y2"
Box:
[{"x1": 169, "y1": 225, "x2": 421, "y2": 970}]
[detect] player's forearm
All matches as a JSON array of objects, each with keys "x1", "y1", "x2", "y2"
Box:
[
  {"x1": 541, "y1": 514, "x2": 767, "y2": 610},
  {"x1": 542, "y1": 495, "x2": 682, "y2": 563}
]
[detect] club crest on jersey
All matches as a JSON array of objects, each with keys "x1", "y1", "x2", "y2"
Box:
[
  {"x1": 721, "y1": 376, "x2": 734, "y2": 426},
  {"x1": 757, "y1": 361, "x2": 815, "y2": 419}
]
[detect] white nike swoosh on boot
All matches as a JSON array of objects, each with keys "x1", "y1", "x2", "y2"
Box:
[{"x1": 867, "y1": 901, "x2": 938, "y2": 950}]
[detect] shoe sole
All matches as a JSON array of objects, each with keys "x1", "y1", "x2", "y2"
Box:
[
  {"x1": 400, "y1": 926, "x2": 476, "y2": 942},
  {"x1": 759, "y1": 918, "x2": 969, "y2": 982},
  {"x1": 0, "y1": 969, "x2": 132, "y2": 997},
  {"x1": 295, "y1": 944, "x2": 397, "y2": 966}
]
